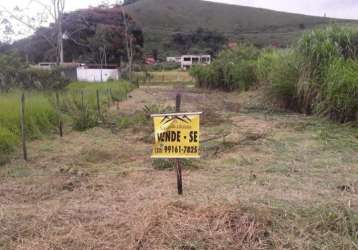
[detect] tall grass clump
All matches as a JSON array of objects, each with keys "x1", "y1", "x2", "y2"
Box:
[
  {"x1": 258, "y1": 25, "x2": 358, "y2": 123},
  {"x1": 258, "y1": 50, "x2": 300, "y2": 109},
  {"x1": 321, "y1": 59, "x2": 358, "y2": 122},
  {"x1": 190, "y1": 43, "x2": 259, "y2": 91},
  {"x1": 256, "y1": 48, "x2": 280, "y2": 83},
  {"x1": 295, "y1": 25, "x2": 358, "y2": 118}
]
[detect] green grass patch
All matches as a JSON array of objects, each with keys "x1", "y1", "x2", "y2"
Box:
[
  {"x1": 61, "y1": 81, "x2": 136, "y2": 131},
  {"x1": 0, "y1": 81, "x2": 136, "y2": 164},
  {"x1": 0, "y1": 90, "x2": 58, "y2": 164}
]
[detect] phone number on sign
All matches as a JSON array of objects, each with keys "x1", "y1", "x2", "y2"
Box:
[{"x1": 163, "y1": 145, "x2": 198, "y2": 154}]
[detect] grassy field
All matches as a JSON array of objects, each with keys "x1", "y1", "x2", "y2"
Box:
[
  {"x1": 134, "y1": 70, "x2": 193, "y2": 84},
  {"x1": 0, "y1": 91, "x2": 58, "y2": 164},
  {"x1": 0, "y1": 84, "x2": 357, "y2": 249},
  {"x1": 0, "y1": 81, "x2": 135, "y2": 164}
]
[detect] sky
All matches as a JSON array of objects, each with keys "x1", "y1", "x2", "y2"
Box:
[
  {"x1": 205, "y1": 0, "x2": 358, "y2": 19},
  {"x1": 1, "y1": 0, "x2": 358, "y2": 19}
]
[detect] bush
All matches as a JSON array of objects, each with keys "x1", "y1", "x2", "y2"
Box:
[
  {"x1": 59, "y1": 91, "x2": 99, "y2": 131},
  {"x1": 190, "y1": 65, "x2": 215, "y2": 89},
  {"x1": 0, "y1": 53, "x2": 70, "y2": 90},
  {"x1": 321, "y1": 59, "x2": 358, "y2": 122},
  {"x1": 258, "y1": 50, "x2": 300, "y2": 109},
  {"x1": 294, "y1": 26, "x2": 358, "y2": 114},
  {"x1": 190, "y1": 44, "x2": 259, "y2": 91},
  {"x1": 23, "y1": 68, "x2": 70, "y2": 90},
  {"x1": 259, "y1": 26, "x2": 358, "y2": 123},
  {"x1": 0, "y1": 53, "x2": 28, "y2": 91},
  {"x1": 256, "y1": 48, "x2": 279, "y2": 83}
]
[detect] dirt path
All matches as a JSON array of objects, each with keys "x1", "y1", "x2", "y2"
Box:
[{"x1": 1, "y1": 85, "x2": 358, "y2": 249}]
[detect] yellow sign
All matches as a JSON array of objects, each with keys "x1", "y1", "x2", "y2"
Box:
[{"x1": 151, "y1": 112, "x2": 201, "y2": 158}]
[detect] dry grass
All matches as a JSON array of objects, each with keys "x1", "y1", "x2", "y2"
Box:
[
  {"x1": 134, "y1": 71, "x2": 193, "y2": 85},
  {"x1": 1, "y1": 85, "x2": 358, "y2": 249},
  {"x1": 133, "y1": 202, "x2": 270, "y2": 250}
]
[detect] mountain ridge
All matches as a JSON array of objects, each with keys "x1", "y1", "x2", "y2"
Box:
[{"x1": 125, "y1": 0, "x2": 356, "y2": 56}]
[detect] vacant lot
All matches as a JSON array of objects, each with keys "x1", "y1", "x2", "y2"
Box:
[{"x1": 1, "y1": 84, "x2": 357, "y2": 249}]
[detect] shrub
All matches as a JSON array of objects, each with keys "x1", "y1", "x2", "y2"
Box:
[
  {"x1": 190, "y1": 44, "x2": 259, "y2": 91},
  {"x1": 256, "y1": 48, "x2": 279, "y2": 83},
  {"x1": 22, "y1": 68, "x2": 70, "y2": 90},
  {"x1": 0, "y1": 53, "x2": 70, "y2": 90},
  {"x1": 0, "y1": 53, "x2": 28, "y2": 91},
  {"x1": 263, "y1": 50, "x2": 300, "y2": 109},
  {"x1": 261, "y1": 25, "x2": 358, "y2": 123},
  {"x1": 295, "y1": 25, "x2": 358, "y2": 114},
  {"x1": 60, "y1": 91, "x2": 99, "y2": 131},
  {"x1": 190, "y1": 65, "x2": 215, "y2": 89},
  {"x1": 321, "y1": 59, "x2": 358, "y2": 122}
]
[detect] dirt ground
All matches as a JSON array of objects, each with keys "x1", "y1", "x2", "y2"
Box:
[{"x1": 1, "y1": 85, "x2": 358, "y2": 250}]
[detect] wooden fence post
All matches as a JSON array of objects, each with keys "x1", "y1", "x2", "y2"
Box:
[
  {"x1": 96, "y1": 89, "x2": 101, "y2": 118},
  {"x1": 175, "y1": 93, "x2": 183, "y2": 195},
  {"x1": 81, "y1": 90, "x2": 85, "y2": 124},
  {"x1": 107, "y1": 88, "x2": 111, "y2": 109},
  {"x1": 56, "y1": 92, "x2": 63, "y2": 137},
  {"x1": 81, "y1": 90, "x2": 84, "y2": 110},
  {"x1": 20, "y1": 93, "x2": 27, "y2": 161}
]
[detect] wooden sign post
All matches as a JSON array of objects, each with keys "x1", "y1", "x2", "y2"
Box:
[
  {"x1": 175, "y1": 93, "x2": 183, "y2": 195},
  {"x1": 56, "y1": 92, "x2": 63, "y2": 137},
  {"x1": 151, "y1": 93, "x2": 201, "y2": 195}
]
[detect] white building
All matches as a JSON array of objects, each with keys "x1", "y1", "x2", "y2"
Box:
[
  {"x1": 180, "y1": 55, "x2": 211, "y2": 70},
  {"x1": 166, "y1": 56, "x2": 181, "y2": 63},
  {"x1": 34, "y1": 62, "x2": 120, "y2": 82},
  {"x1": 76, "y1": 66, "x2": 120, "y2": 82}
]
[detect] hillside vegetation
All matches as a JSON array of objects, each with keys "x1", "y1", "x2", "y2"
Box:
[{"x1": 125, "y1": 0, "x2": 356, "y2": 56}]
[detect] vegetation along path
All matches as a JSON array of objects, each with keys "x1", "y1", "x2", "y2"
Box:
[{"x1": 1, "y1": 84, "x2": 358, "y2": 249}]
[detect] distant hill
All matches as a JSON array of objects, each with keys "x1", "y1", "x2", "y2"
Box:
[{"x1": 125, "y1": 0, "x2": 356, "y2": 57}]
